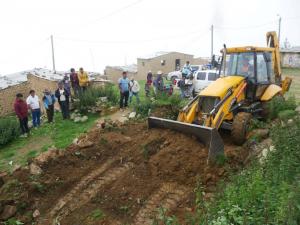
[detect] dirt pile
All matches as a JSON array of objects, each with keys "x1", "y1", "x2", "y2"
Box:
[{"x1": 0, "y1": 121, "x2": 249, "y2": 225}]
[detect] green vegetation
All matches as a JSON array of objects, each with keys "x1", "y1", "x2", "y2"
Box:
[
  {"x1": 0, "y1": 113, "x2": 99, "y2": 172},
  {"x1": 283, "y1": 67, "x2": 300, "y2": 103},
  {"x1": 73, "y1": 84, "x2": 118, "y2": 113},
  {"x1": 267, "y1": 95, "x2": 296, "y2": 119},
  {"x1": 0, "y1": 117, "x2": 20, "y2": 146},
  {"x1": 189, "y1": 118, "x2": 300, "y2": 225},
  {"x1": 90, "y1": 209, "x2": 105, "y2": 220}
]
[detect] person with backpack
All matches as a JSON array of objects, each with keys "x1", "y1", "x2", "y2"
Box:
[{"x1": 42, "y1": 89, "x2": 56, "y2": 123}]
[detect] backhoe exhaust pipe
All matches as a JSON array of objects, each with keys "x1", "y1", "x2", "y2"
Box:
[{"x1": 148, "y1": 117, "x2": 224, "y2": 163}]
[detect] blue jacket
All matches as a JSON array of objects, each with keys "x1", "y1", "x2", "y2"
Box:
[{"x1": 43, "y1": 94, "x2": 56, "y2": 109}]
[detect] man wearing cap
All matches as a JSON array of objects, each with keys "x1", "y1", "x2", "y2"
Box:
[
  {"x1": 14, "y1": 93, "x2": 29, "y2": 137},
  {"x1": 118, "y1": 71, "x2": 130, "y2": 110},
  {"x1": 42, "y1": 89, "x2": 56, "y2": 123}
]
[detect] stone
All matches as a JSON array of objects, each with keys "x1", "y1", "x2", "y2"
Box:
[
  {"x1": 32, "y1": 209, "x2": 40, "y2": 218},
  {"x1": 74, "y1": 117, "x2": 81, "y2": 123},
  {"x1": 99, "y1": 97, "x2": 108, "y2": 102},
  {"x1": 0, "y1": 205, "x2": 17, "y2": 220},
  {"x1": 204, "y1": 173, "x2": 213, "y2": 183},
  {"x1": 34, "y1": 148, "x2": 59, "y2": 165},
  {"x1": 70, "y1": 113, "x2": 76, "y2": 120},
  {"x1": 72, "y1": 138, "x2": 79, "y2": 144},
  {"x1": 81, "y1": 116, "x2": 88, "y2": 122},
  {"x1": 128, "y1": 112, "x2": 136, "y2": 119},
  {"x1": 30, "y1": 163, "x2": 42, "y2": 175},
  {"x1": 287, "y1": 119, "x2": 293, "y2": 124},
  {"x1": 218, "y1": 168, "x2": 225, "y2": 176},
  {"x1": 253, "y1": 128, "x2": 269, "y2": 139},
  {"x1": 295, "y1": 106, "x2": 300, "y2": 114},
  {"x1": 12, "y1": 164, "x2": 21, "y2": 173},
  {"x1": 78, "y1": 140, "x2": 94, "y2": 149}
]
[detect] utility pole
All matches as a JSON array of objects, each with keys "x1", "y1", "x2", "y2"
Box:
[
  {"x1": 211, "y1": 24, "x2": 214, "y2": 60},
  {"x1": 277, "y1": 15, "x2": 281, "y2": 44},
  {"x1": 50, "y1": 35, "x2": 56, "y2": 73}
]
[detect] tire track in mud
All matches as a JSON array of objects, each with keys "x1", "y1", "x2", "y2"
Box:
[
  {"x1": 38, "y1": 159, "x2": 132, "y2": 225},
  {"x1": 133, "y1": 183, "x2": 190, "y2": 225}
]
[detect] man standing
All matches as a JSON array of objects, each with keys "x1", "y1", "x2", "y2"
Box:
[
  {"x1": 177, "y1": 76, "x2": 186, "y2": 98},
  {"x1": 63, "y1": 73, "x2": 71, "y2": 96},
  {"x1": 129, "y1": 76, "x2": 140, "y2": 104},
  {"x1": 55, "y1": 81, "x2": 70, "y2": 119},
  {"x1": 146, "y1": 70, "x2": 153, "y2": 86},
  {"x1": 26, "y1": 90, "x2": 41, "y2": 128},
  {"x1": 182, "y1": 61, "x2": 192, "y2": 78},
  {"x1": 153, "y1": 71, "x2": 164, "y2": 95},
  {"x1": 118, "y1": 71, "x2": 130, "y2": 110},
  {"x1": 14, "y1": 93, "x2": 29, "y2": 137},
  {"x1": 78, "y1": 67, "x2": 89, "y2": 93},
  {"x1": 42, "y1": 89, "x2": 56, "y2": 123},
  {"x1": 70, "y1": 68, "x2": 80, "y2": 96}
]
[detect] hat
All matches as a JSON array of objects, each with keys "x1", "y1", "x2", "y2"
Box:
[{"x1": 157, "y1": 70, "x2": 163, "y2": 75}]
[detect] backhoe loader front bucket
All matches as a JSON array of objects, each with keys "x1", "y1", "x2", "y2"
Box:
[{"x1": 148, "y1": 117, "x2": 224, "y2": 163}]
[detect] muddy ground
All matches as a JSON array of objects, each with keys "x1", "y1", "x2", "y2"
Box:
[{"x1": 0, "y1": 119, "x2": 250, "y2": 225}]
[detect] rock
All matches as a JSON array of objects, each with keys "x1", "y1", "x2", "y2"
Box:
[
  {"x1": 32, "y1": 209, "x2": 40, "y2": 218},
  {"x1": 12, "y1": 164, "x2": 21, "y2": 173},
  {"x1": 295, "y1": 106, "x2": 300, "y2": 114},
  {"x1": 218, "y1": 168, "x2": 225, "y2": 176},
  {"x1": 34, "y1": 148, "x2": 59, "y2": 165},
  {"x1": 253, "y1": 128, "x2": 269, "y2": 139},
  {"x1": 100, "y1": 97, "x2": 108, "y2": 102},
  {"x1": 78, "y1": 140, "x2": 94, "y2": 149},
  {"x1": 74, "y1": 117, "x2": 81, "y2": 123},
  {"x1": 204, "y1": 173, "x2": 213, "y2": 183},
  {"x1": 287, "y1": 119, "x2": 293, "y2": 124},
  {"x1": 70, "y1": 113, "x2": 76, "y2": 120},
  {"x1": 81, "y1": 116, "x2": 88, "y2": 122},
  {"x1": 0, "y1": 205, "x2": 17, "y2": 220},
  {"x1": 73, "y1": 138, "x2": 79, "y2": 144},
  {"x1": 128, "y1": 112, "x2": 136, "y2": 119},
  {"x1": 118, "y1": 116, "x2": 128, "y2": 124},
  {"x1": 124, "y1": 136, "x2": 132, "y2": 142},
  {"x1": 30, "y1": 163, "x2": 42, "y2": 175}
]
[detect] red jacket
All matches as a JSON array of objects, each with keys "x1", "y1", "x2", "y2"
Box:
[{"x1": 14, "y1": 99, "x2": 28, "y2": 119}]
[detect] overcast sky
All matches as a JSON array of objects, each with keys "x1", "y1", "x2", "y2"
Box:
[{"x1": 0, "y1": 0, "x2": 299, "y2": 75}]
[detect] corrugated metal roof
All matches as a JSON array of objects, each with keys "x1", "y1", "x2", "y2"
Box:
[
  {"x1": 280, "y1": 46, "x2": 300, "y2": 53},
  {"x1": 106, "y1": 64, "x2": 137, "y2": 73}
]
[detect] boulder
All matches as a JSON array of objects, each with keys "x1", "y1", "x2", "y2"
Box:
[
  {"x1": 128, "y1": 112, "x2": 136, "y2": 119},
  {"x1": 74, "y1": 117, "x2": 82, "y2": 123},
  {"x1": 34, "y1": 148, "x2": 60, "y2": 165},
  {"x1": 0, "y1": 205, "x2": 17, "y2": 220},
  {"x1": 32, "y1": 209, "x2": 40, "y2": 218},
  {"x1": 30, "y1": 163, "x2": 42, "y2": 175},
  {"x1": 81, "y1": 116, "x2": 88, "y2": 122},
  {"x1": 78, "y1": 140, "x2": 94, "y2": 149}
]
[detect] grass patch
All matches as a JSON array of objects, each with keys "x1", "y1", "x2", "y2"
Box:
[
  {"x1": 90, "y1": 209, "x2": 105, "y2": 220},
  {"x1": 0, "y1": 112, "x2": 99, "y2": 172}
]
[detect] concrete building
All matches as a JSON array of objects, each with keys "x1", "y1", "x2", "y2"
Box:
[
  {"x1": 281, "y1": 47, "x2": 300, "y2": 68},
  {"x1": 137, "y1": 52, "x2": 194, "y2": 78},
  {"x1": 137, "y1": 51, "x2": 210, "y2": 78},
  {"x1": 104, "y1": 64, "x2": 138, "y2": 83}
]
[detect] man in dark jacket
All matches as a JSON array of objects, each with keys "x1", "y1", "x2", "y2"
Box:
[
  {"x1": 14, "y1": 93, "x2": 29, "y2": 137},
  {"x1": 70, "y1": 68, "x2": 80, "y2": 96},
  {"x1": 43, "y1": 89, "x2": 56, "y2": 123},
  {"x1": 55, "y1": 81, "x2": 70, "y2": 119}
]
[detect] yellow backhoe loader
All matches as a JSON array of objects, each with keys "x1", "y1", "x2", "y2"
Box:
[{"x1": 148, "y1": 31, "x2": 292, "y2": 162}]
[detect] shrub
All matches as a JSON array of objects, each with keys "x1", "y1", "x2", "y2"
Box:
[
  {"x1": 0, "y1": 117, "x2": 20, "y2": 146},
  {"x1": 278, "y1": 109, "x2": 296, "y2": 121},
  {"x1": 73, "y1": 84, "x2": 119, "y2": 113},
  {"x1": 268, "y1": 96, "x2": 296, "y2": 119},
  {"x1": 134, "y1": 100, "x2": 154, "y2": 117}
]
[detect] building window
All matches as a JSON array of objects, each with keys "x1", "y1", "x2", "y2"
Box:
[
  {"x1": 161, "y1": 60, "x2": 166, "y2": 66},
  {"x1": 142, "y1": 62, "x2": 145, "y2": 66}
]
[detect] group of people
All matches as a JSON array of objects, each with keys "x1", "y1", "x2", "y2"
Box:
[{"x1": 13, "y1": 68, "x2": 90, "y2": 137}]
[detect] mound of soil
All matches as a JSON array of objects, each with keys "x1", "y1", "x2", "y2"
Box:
[{"x1": 0, "y1": 121, "x2": 249, "y2": 225}]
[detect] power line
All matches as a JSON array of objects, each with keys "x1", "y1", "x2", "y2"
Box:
[{"x1": 214, "y1": 20, "x2": 276, "y2": 30}]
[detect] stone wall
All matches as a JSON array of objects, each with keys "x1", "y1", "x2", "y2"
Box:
[
  {"x1": 0, "y1": 81, "x2": 29, "y2": 116},
  {"x1": 104, "y1": 66, "x2": 138, "y2": 84}
]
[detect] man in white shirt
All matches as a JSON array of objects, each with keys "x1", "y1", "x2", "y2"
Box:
[
  {"x1": 129, "y1": 77, "x2": 140, "y2": 104},
  {"x1": 26, "y1": 90, "x2": 41, "y2": 128}
]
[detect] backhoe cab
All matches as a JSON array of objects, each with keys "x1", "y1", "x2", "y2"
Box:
[{"x1": 148, "y1": 31, "x2": 292, "y2": 162}]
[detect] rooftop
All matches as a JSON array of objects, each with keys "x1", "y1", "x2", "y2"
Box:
[
  {"x1": 106, "y1": 64, "x2": 137, "y2": 73},
  {"x1": 138, "y1": 51, "x2": 194, "y2": 60},
  {"x1": 280, "y1": 46, "x2": 300, "y2": 53}
]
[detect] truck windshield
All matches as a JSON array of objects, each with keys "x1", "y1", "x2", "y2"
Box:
[{"x1": 221, "y1": 52, "x2": 254, "y2": 78}]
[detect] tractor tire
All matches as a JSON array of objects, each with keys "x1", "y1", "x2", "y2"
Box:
[{"x1": 231, "y1": 112, "x2": 252, "y2": 145}]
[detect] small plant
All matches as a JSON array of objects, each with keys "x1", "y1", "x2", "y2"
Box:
[
  {"x1": 90, "y1": 208, "x2": 105, "y2": 220},
  {"x1": 152, "y1": 206, "x2": 179, "y2": 225},
  {"x1": 278, "y1": 109, "x2": 296, "y2": 121},
  {"x1": 3, "y1": 218, "x2": 24, "y2": 225},
  {"x1": 268, "y1": 96, "x2": 296, "y2": 119},
  {"x1": 0, "y1": 117, "x2": 20, "y2": 146},
  {"x1": 31, "y1": 181, "x2": 46, "y2": 193},
  {"x1": 215, "y1": 154, "x2": 227, "y2": 166},
  {"x1": 119, "y1": 205, "x2": 130, "y2": 214},
  {"x1": 99, "y1": 137, "x2": 108, "y2": 145},
  {"x1": 26, "y1": 150, "x2": 38, "y2": 158}
]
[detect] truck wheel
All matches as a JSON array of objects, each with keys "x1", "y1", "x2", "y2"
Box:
[{"x1": 231, "y1": 112, "x2": 252, "y2": 145}]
